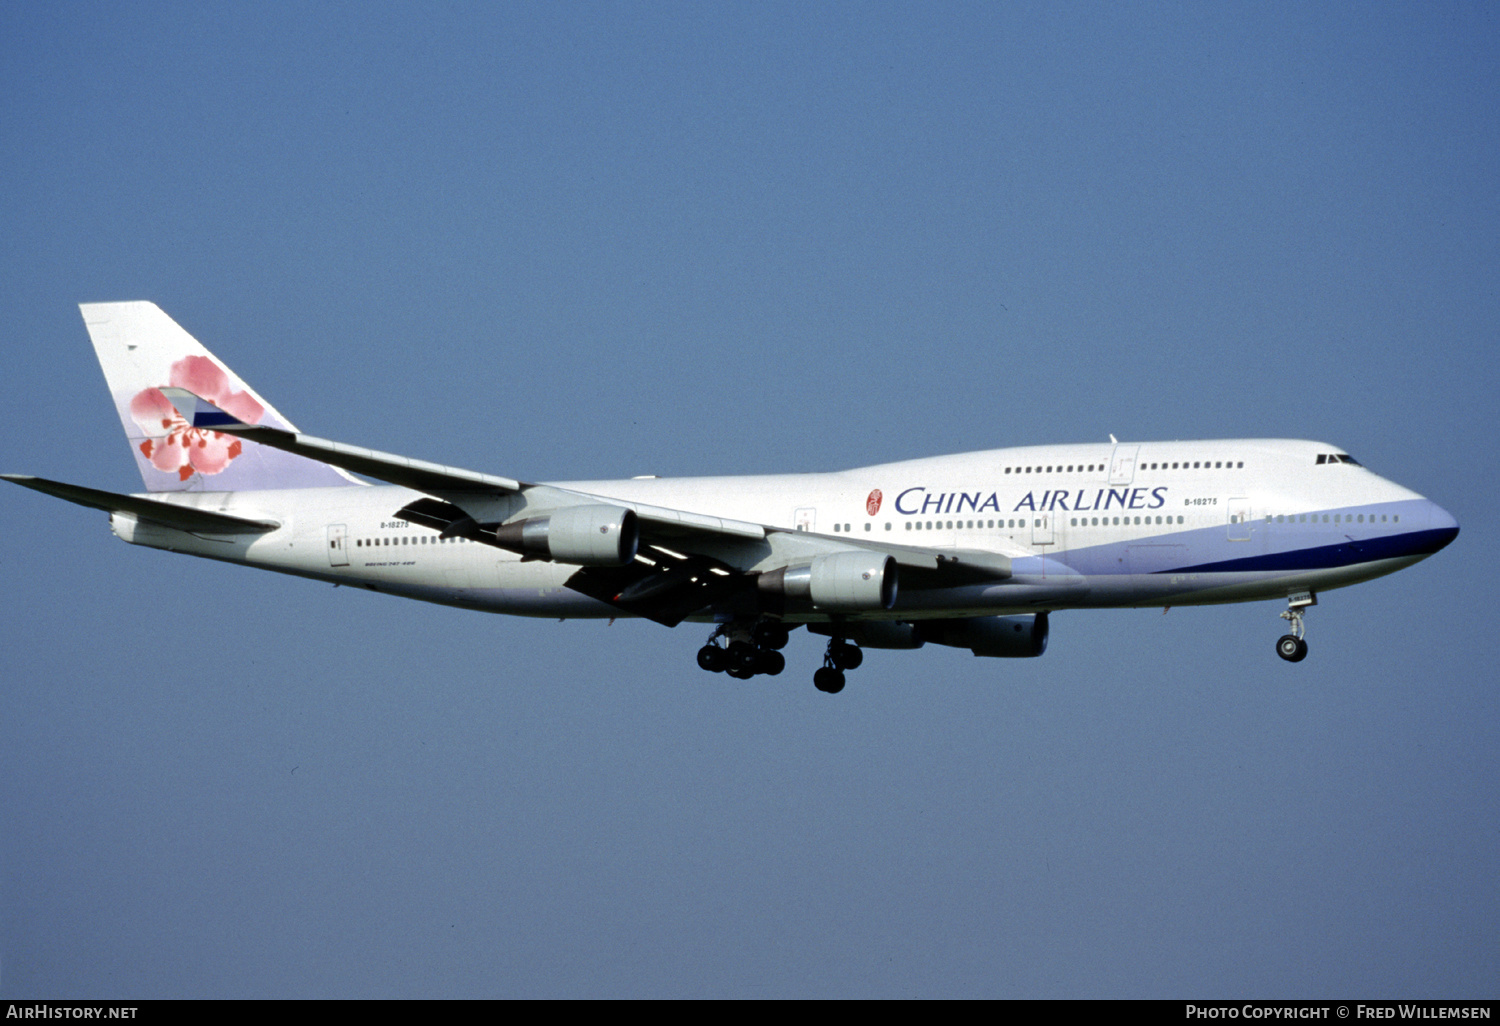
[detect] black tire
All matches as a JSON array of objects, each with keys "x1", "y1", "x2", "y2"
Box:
[
  {"x1": 754, "y1": 622, "x2": 791, "y2": 650},
  {"x1": 727, "y1": 640, "x2": 758, "y2": 673},
  {"x1": 757, "y1": 649, "x2": 786, "y2": 676},
  {"x1": 1276, "y1": 635, "x2": 1308, "y2": 663},
  {"x1": 813, "y1": 667, "x2": 845, "y2": 693},
  {"x1": 697, "y1": 645, "x2": 727, "y2": 673},
  {"x1": 831, "y1": 642, "x2": 863, "y2": 671}
]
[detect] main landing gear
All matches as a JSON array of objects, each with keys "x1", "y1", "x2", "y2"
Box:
[
  {"x1": 696, "y1": 621, "x2": 865, "y2": 693},
  {"x1": 813, "y1": 636, "x2": 863, "y2": 694},
  {"x1": 1276, "y1": 592, "x2": 1316, "y2": 663},
  {"x1": 697, "y1": 621, "x2": 789, "y2": 680}
]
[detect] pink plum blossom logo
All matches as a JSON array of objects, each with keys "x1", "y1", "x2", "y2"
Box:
[{"x1": 129, "y1": 356, "x2": 265, "y2": 481}]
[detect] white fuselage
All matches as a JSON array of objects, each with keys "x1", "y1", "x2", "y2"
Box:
[{"x1": 108, "y1": 438, "x2": 1459, "y2": 624}]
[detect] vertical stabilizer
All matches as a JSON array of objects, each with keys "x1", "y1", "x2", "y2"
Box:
[{"x1": 81, "y1": 302, "x2": 363, "y2": 492}]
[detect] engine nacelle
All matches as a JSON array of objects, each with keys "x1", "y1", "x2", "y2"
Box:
[
  {"x1": 760, "y1": 552, "x2": 898, "y2": 612},
  {"x1": 492, "y1": 505, "x2": 639, "y2": 566},
  {"x1": 919, "y1": 613, "x2": 1049, "y2": 658},
  {"x1": 807, "y1": 620, "x2": 924, "y2": 649}
]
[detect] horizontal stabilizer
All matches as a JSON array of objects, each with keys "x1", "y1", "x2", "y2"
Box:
[{"x1": 3, "y1": 474, "x2": 280, "y2": 533}]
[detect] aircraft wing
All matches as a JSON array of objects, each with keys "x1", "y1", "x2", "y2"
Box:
[
  {"x1": 3, "y1": 474, "x2": 280, "y2": 533},
  {"x1": 160, "y1": 388, "x2": 528, "y2": 495},
  {"x1": 162, "y1": 388, "x2": 1011, "y2": 624}
]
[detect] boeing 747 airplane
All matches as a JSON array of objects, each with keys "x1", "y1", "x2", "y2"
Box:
[{"x1": 5, "y1": 302, "x2": 1460, "y2": 692}]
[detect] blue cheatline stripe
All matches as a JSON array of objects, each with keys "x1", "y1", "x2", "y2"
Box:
[{"x1": 1157, "y1": 526, "x2": 1458, "y2": 575}]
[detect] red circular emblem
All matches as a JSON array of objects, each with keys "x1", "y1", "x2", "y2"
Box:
[{"x1": 866, "y1": 489, "x2": 883, "y2": 516}]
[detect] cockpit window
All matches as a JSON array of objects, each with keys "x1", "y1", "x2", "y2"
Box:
[{"x1": 1337, "y1": 454, "x2": 1361, "y2": 466}]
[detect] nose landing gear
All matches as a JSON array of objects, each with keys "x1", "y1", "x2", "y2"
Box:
[{"x1": 1276, "y1": 592, "x2": 1315, "y2": 662}]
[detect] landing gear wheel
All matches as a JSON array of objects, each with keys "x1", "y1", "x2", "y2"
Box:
[
  {"x1": 753, "y1": 622, "x2": 791, "y2": 651},
  {"x1": 1276, "y1": 634, "x2": 1308, "y2": 662},
  {"x1": 830, "y1": 641, "x2": 863, "y2": 671},
  {"x1": 697, "y1": 645, "x2": 727, "y2": 673},
  {"x1": 756, "y1": 649, "x2": 786, "y2": 676},
  {"x1": 813, "y1": 667, "x2": 846, "y2": 693},
  {"x1": 727, "y1": 666, "x2": 755, "y2": 680},
  {"x1": 726, "y1": 640, "x2": 758, "y2": 674}
]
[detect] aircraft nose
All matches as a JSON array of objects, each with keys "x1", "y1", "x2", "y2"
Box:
[{"x1": 1425, "y1": 500, "x2": 1460, "y2": 552}]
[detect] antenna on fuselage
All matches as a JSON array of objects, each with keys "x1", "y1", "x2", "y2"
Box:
[{"x1": 1109, "y1": 434, "x2": 1118, "y2": 444}]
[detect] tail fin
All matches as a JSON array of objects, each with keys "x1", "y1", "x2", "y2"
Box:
[{"x1": 81, "y1": 302, "x2": 363, "y2": 492}]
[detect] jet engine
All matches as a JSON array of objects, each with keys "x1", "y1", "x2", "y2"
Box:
[
  {"x1": 492, "y1": 505, "x2": 639, "y2": 566},
  {"x1": 759, "y1": 552, "x2": 898, "y2": 612},
  {"x1": 918, "y1": 613, "x2": 1049, "y2": 658}
]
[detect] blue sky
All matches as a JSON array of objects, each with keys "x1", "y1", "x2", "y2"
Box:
[{"x1": 2, "y1": 2, "x2": 1496, "y2": 998}]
